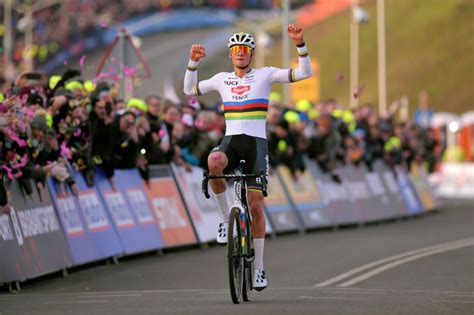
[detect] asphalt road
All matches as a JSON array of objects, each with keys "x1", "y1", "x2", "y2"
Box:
[{"x1": 1, "y1": 199, "x2": 473, "y2": 315}]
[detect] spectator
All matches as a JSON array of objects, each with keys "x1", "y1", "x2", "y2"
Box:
[{"x1": 414, "y1": 90, "x2": 434, "y2": 129}]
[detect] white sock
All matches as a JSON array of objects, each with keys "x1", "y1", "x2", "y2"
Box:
[
  {"x1": 254, "y1": 238, "x2": 265, "y2": 270},
  {"x1": 214, "y1": 191, "x2": 229, "y2": 223}
]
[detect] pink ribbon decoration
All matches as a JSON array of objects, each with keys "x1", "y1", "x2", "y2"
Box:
[
  {"x1": 11, "y1": 154, "x2": 28, "y2": 169},
  {"x1": 1, "y1": 166, "x2": 23, "y2": 180},
  {"x1": 4, "y1": 128, "x2": 26, "y2": 148},
  {"x1": 73, "y1": 128, "x2": 82, "y2": 137},
  {"x1": 158, "y1": 129, "x2": 166, "y2": 138},
  {"x1": 123, "y1": 65, "x2": 137, "y2": 78},
  {"x1": 61, "y1": 142, "x2": 73, "y2": 160},
  {"x1": 22, "y1": 107, "x2": 35, "y2": 118},
  {"x1": 79, "y1": 55, "x2": 87, "y2": 68}
]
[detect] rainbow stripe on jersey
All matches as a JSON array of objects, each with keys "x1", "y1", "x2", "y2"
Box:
[{"x1": 223, "y1": 98, "x2": 269, "y2": 121}]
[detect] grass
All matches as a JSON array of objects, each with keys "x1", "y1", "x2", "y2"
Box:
[{"x1": 263, "y1": 0, "x2": 474, "y2": 115}]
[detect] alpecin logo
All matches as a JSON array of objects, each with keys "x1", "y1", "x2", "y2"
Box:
[{"x1": 231, "y1": 85, "x2": 251, "y2": 95}]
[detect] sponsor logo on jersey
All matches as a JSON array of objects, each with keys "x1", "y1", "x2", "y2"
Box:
[
  {"x1": 232, "y1": 85, "x2": 251, "y2": 95},
  {"x1": 232, "y1": 94, "x2": 249, "y2": 101},
  {"x1": 244, "y1": 75, "x2": 255, "y2": 83},
  {"x1": 224, "y1": 80, "x2": 238, "y2": 86}
]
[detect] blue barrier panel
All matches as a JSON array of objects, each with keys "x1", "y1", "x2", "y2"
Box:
[
  {"x1": 49, "y1": 178, "x2": 114, "y2": 265},
  {"x1": 306, "y1": 160, "x2": 362, "y2": 225},
  {"x1": 96, "y1": 168, "x2": 165, "y2": 254},
  {"x1": 373, "y1": 161, "x2": 409, "y2": 217},
  {"x1": 361, "y1": 164, "x2": 397, "y2": 221},
  {"x1": 395, "y1": 166, "x2": 425, "y2": 215},
  {"x1": 277, "y1": 167, "x2": 332, "y2": 229},
  {"x1": 263, "y1": 172, "x2": 301, "y2": 233},
  {"x1": 69, "y1": 170, "x2": 124, "y2": 259},
  {"x1": 336, "y1": 165, "x2": 378, "y2": 223},
  {"x1": 409, "y1": 164, "x2": 438, "y2": 211},
  {"x1": 3, "y1": 179, "x2": 72, "y2": 281}
]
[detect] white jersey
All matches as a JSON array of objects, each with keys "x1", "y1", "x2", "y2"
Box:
[{"x1": 184, "y1": 45, "x2": 312, "y2": 139}]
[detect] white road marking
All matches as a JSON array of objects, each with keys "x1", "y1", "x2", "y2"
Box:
[
  {"x1": 299, "y1": 296, "x2": 369, "y2": 301},
  {"x1": 314, "y1": 237, "x2": 474, "y2": 287},
  {"x1": 323, "y1": 290, "x2": 387, "y2": 295},
  {"x1": 11, "y1": 287, "x2": 474, "y2": 299},
  {"x1": 44, "y1": 300, "x2": 109, "y2": 305},
  {"x1": 433, "y1": 300, "x2": 474, "y2": 304},
  {"x1": 172, "y1": 297, "x2": 226, "y2": 301},
  {"x1": 79, "y1": 294, "x2": 142, "y2": 298},
  {"x1": 322, "y1": 287, "x2": 387, "y2": 292},
  {"x1": 448, "y1": 294, "x2": 474, "y2": 298},
  {"x1": 338, "y1": 238, "x2": 474, "y2": 287}
]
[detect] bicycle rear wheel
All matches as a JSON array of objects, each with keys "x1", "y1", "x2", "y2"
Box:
[{"x1": 228, "y1": 207, "x2": 243, "y2": 304}]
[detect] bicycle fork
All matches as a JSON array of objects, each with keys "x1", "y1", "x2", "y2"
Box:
[{"x1": 240, "y1": 211, "x2": 246, "y2": 255}]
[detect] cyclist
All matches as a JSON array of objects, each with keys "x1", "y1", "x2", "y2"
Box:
[{"x1": 184, "y1": 24, "x2": 312, "y2": 291}]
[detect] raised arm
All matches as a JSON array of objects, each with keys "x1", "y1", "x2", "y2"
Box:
[
  {"x1": 269, "y1": 24, "x2": 312, "y2": 83},
  {"x1": 183, "y1": 44, "x2": 218, "y2": 96}
]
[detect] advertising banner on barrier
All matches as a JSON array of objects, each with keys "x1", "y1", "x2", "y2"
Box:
[
  {"x1": 146, "y1": 165, "x2": 197, "y2": 247},
  {"x1": 337, "y1": 165, "x2": 379, "y2": 222},
  {"x1": 0, "y1": 193, "x2": 27, "y2": 283},
  {"x1": 170, "y1": 164, "x2": 221, "y2": 243},
  {"x1": 373, "y1": 161, "x2": 409, "y2": 217},
  {"x1": 395, "y1": 166, "x2": 425, "y2": 215},
  {"x1": 263, "y1": 172, "x2": 300, "y2": 233},
  {"x1": 62, "y1": 170, "x2": 124, "y2": 261},
  {"x1": 2, "y1": 179, "x2": 72, "y2": 282},
  {"x1": 49, "y1": 177, "x2": 118, "y2": 265},
  {"x1": 362, "y1": 165, "x2": 398, "y2": 220},
  {"x1": 306, "y1": 160, "x2": 361, "y2": 225},
  {"x1": 95, "y1": 168, "x2": 165, "y2": 254},
  {"x1": 409, "y1": 164, "x2": 437, "y2": 211},
  {"x1": 432, "y1": 163, "x2": 474, "y2": 199},
  {"x1": 277, "y1": 167, "x2": 331, "y2": 229}
]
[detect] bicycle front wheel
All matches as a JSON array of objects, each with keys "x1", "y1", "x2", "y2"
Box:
[
  {"x1": 242, "y1": 219, "x2": 253, "y2": 302},
  {"x1": 228, "y1": 207, "x2": 243, "y2": 304}
]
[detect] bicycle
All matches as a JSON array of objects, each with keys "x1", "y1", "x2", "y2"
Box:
[{"x1": 202, "y1": 160, "x2": 267, "y2": 304}]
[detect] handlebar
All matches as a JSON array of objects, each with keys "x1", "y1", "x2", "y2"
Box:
[{"x1": 202, "y1": 169, "x2": 268, "y2": 199}]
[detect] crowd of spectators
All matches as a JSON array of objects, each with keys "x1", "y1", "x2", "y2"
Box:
[
  {"x1": 1, "y1": 0, "x2": 288, "y2": 84},
  {"x1": 266, "y1": 96, "x2": 443, "y2": 182},
  {"x1": 0, "y1": 67, "x2": 443, "y2": 214}
]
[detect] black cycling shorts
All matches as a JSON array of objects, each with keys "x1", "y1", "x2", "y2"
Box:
[{"x1": 210, "y1": 134, "x2": 269, "y2": 193}]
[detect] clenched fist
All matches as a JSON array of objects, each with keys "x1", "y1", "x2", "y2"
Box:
[
  {"x1": 287, "y1": 24, "x2": 304, "y2": 45},
  {"x1": 190, "y1": 44, "x2": 206, "y2": 62}
]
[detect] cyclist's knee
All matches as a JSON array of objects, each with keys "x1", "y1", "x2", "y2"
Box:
[
  {"x1": 248, "y1": 192, "x2": 264, "y2": 214},
  {"x1": 208, "y1": 152, "x2": 227, "y2": 174}
]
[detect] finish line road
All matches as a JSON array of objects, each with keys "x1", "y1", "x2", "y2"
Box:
[{"x1": 1, "y1": 200, "x2": 473, "y2": 315}]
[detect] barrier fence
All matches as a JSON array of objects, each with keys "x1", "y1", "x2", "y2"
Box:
[{"x1": 0, "y1": 159, "x2": 437, "y2": 286}]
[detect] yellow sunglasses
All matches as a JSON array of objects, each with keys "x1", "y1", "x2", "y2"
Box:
[{"x1": 230, "y1": 45, "x2": 253, "y2": 55}]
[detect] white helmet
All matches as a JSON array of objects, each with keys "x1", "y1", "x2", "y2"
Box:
[{"x1": 228, "y1": 32, "x2": 256, "y2": 50}]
